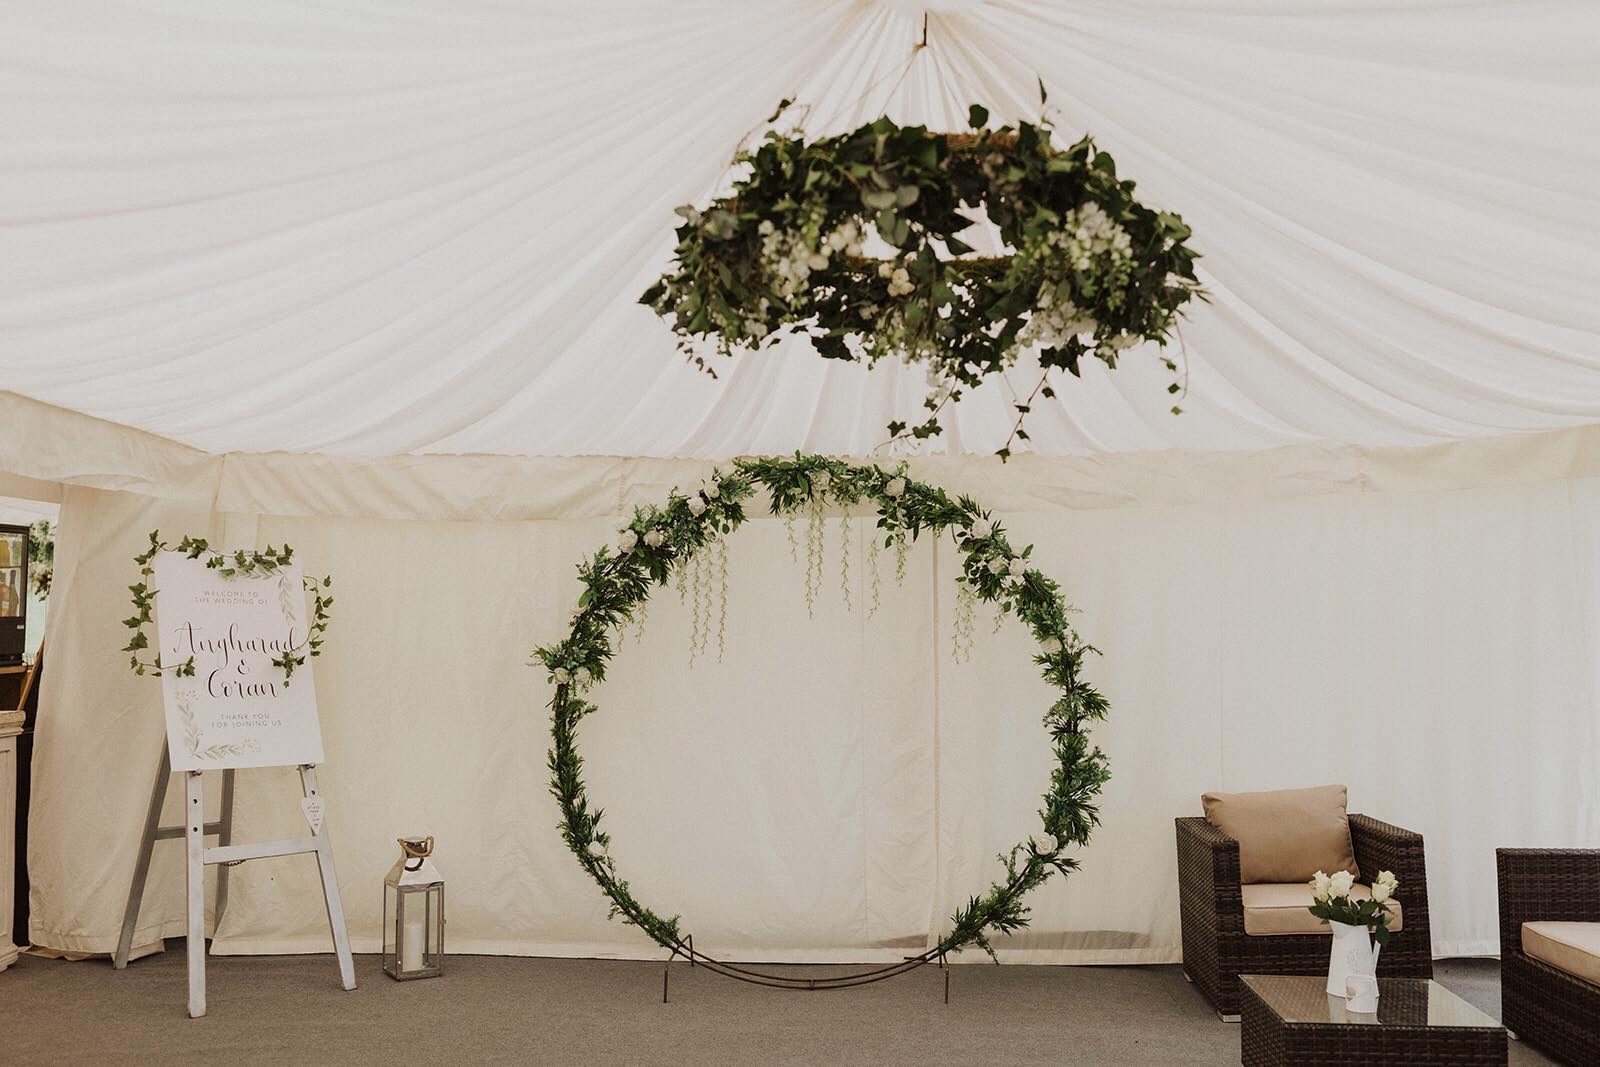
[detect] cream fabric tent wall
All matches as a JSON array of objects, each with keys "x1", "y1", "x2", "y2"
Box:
[{"x1": 11, "y1": 395, "x2": 1599, "y2": 963}]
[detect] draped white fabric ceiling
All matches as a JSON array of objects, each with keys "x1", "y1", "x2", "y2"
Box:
[{"x1": 3, "y1": 0, "x2": 1596, "y2": 459}]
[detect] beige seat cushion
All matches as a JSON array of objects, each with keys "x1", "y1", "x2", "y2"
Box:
[
  {"x1": 1522, "y1": 922, "x2": 1600, "y2": 987},
  {"x1": 1242, "y1": 882, "x2": 1403, "y2": 936},
  {"x1": 1202, "y1": 784, "x2": 1359, "y2": 884}
]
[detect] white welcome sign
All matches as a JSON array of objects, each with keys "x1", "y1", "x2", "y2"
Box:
[{"x1": 153, "y1": 551, "x2": 325, "y2": 771}]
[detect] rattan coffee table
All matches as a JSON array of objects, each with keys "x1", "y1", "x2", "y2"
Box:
[{"x1": 1239, "y1": 975, "x2": 1507, "y2": 1065}]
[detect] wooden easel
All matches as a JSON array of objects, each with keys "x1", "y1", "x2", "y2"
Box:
[{"x1": 114, "y1": 747, "x2": 356, "y2": 1017}]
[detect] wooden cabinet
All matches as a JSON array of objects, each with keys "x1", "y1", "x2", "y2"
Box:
[{"x1": 0, "y1": 708, "x2": 19, "y2": 971}]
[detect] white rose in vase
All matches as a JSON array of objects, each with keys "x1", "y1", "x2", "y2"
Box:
[
  {"x1": 1371, "y1": 881, "x2": 1392, "y2": 903},
  {"x1": 1329, "y1": 870, "x2": 1355, "y2": 898},
  {"x1": 1311, "y1": 870, "x2": 1332, "y2": 903}
]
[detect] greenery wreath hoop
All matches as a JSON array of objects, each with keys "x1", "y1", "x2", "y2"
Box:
[
  {"x1": 122, "y1": 530, "x2": 333, "y2": 685},
  {"x1": 534, "y1": 455, "x2": 1110, "y2": 979},
  {"x1": 641, "y1": 96, "x2": 1204, "y2": 454}
]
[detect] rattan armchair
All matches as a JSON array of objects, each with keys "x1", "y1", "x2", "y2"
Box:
[
  {"x1": 1497, "y1": 848, "x2": 1600, "y2": 1064},
  {"x1": 1176, "y1": 813, "x2": 1433, "y2": 1018}
]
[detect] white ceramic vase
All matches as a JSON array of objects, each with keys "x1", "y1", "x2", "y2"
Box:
[{"x1": 1327, "y1": 919, "x2": 1381, "y2": 997}]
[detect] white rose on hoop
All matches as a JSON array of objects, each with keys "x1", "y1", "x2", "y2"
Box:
[
  {"x1": 1008, "y1": 558, "x2": 1026, "y2": 578},
  {"x1": 1038, "y1": 636, "x2": 1062, "y2": 654},
  {"x1": 643, "y1": 529, "x2": 665, "y2": 548},
  {"x1": 967, "y1": 518, "x2": 994, "y2": 540},
  {"x1": 617, "y1": 529, "x2": 639, "y2": 553},
  {"x1": 687, "y1": 496, "x2": 707, "y2": 517},
  {"x1": 552, "y1": 667, "x2": 572, "y2": 684},
  {"x1": 883, "y1": 476, "x2": 906, "y2": 498},
  {"x1": 987, "y1": 557, "x2": 1006, "y2": 575}
]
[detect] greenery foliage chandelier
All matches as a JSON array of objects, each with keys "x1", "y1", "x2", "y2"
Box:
[
  {"x1": 642, "y1": 95, "x2": 1204, "y2": 455},
  {"x1": 533, "y1": 455, "x2": 1111, "y2": 971}
]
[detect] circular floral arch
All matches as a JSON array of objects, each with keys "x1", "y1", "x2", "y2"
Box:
[{"x1": 534, "y1": 455, "x2": 1110, "y2": 983}]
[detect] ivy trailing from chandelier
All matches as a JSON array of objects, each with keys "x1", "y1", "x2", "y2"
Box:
[
  {"x1": 532, "y1": 455, "x2": 1111, "y2": 964},
  {"x1": 641, "y1": 96, "x2": 1204, "y2": 456}
]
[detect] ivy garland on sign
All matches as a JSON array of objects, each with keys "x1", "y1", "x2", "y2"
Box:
[
  {"x1": 533, "y1": 455, "x2": 1111, "y2": 962},
  {"x1": 123, "y1": 531, "x2": 334, "y2": 686},
  {"x1": 641, "y1": 96, "x2": 1204, "y2": 455}
]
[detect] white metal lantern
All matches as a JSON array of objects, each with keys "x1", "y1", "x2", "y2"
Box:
[{"x1": 383, "y1": 835, "x2": 444, "y2": 980}]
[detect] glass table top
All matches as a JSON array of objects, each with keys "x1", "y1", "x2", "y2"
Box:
[{"x1": 1241, "y1": 975, "x2": 1503, "y2": 1029}]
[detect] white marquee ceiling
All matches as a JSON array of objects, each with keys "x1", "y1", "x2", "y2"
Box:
[{"x1": 2, "y1": 0, "x2": 1596, "y2": 459}]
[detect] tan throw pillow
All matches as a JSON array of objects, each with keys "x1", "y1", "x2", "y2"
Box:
[{"x1": 1202, "y1": 784, "x2": 1359, "y2": 884}]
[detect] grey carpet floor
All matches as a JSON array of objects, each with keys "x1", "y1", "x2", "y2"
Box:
[{"x1": 0, "y1": 952, "x2": 1553, "y2": 1065}]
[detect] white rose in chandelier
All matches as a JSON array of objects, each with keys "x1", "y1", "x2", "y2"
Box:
[
  {"x1": 575, "y1": 667, "x2": 593, "y2": 688},
  {"x1": 1008, "y1": 558, "x2": 1026, "y2": 578},
  {"x1": 703, "y1": 481, "x2": 720, "y2": 500},
  {"x1": 811, "y1": 470, "x2": 831, "y2": 491},
  {"x1": 616, "y1": 529, "x2": 639, "y2": 553},
  {"x1": 1038, "y1": 636, "x2": 1062, "y2": 654},
  {"x1": 687, "y1": 496, "x2": 707, "y2": 517},
  {"x1": 887, "y1": 266, "x2": 915, "y2": 298},
  {"x1": 883, "y1": 476, "x2": 906, "y2": 498},
  {"x1": 987, "y1": 557, "x2": 1006, "y2": 575},
  {"x1": 643, "y1": 529, "x2": 665, "y2": 548}
]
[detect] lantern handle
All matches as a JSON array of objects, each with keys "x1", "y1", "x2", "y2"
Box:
[{"x1": 399, "y1": 834, "x2": 435, "y2": 871}]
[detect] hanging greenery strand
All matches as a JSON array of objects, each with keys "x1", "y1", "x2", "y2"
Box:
[
  {"x1": 533, "y1": 455, "x2": 1111, "y2": 964},
  {"x1": 716, "y1": 538, "x2": 730, "y2": 661},
  {"x1": 840, "y1": 510, "x2": 853, "y2": 611},
  {"x1": 867, "y1": 533, "x2": 882, "y2": 618}
]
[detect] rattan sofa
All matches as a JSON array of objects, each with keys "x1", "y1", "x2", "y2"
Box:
[
  {"x1": 1176, "y1": 813, "x2": 1433, "y2": 1018},
  {"x1": 1497, "y1": 848, "x2": 1600, "y2": 1064}
]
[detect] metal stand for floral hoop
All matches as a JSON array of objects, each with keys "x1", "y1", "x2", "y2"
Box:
[{"x1": 660, "y1": 936, "x2": 952, "y2": 1003}]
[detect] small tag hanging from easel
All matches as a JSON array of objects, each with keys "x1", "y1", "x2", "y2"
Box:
[{"x1": 301, "y1": 796, "x2": 326, "y2": 836}]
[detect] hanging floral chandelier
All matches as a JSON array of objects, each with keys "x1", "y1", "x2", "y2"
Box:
[{"x1": 641, "y1": 97, "x2": 1205, "y2": 455}]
